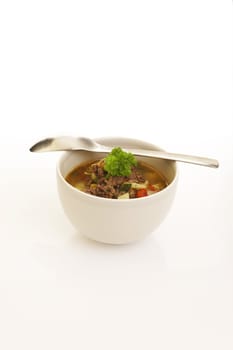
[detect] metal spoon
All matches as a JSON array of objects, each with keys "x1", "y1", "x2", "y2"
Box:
[{"x1": 29, "y1": 136, "x2": 219, "y2": 168}]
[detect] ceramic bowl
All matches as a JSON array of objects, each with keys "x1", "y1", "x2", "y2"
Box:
[{"x1": 57, "y1": 137, "x2": 178, "y2": 244}]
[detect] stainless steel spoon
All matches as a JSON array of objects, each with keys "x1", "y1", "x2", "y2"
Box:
[{"x1": 29, "y1": 136, "x2": 219, "y2": 168}]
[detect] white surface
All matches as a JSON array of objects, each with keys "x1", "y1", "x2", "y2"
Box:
[{"x1": 0, "y1": 1, "x2": 232, "y2": 349}]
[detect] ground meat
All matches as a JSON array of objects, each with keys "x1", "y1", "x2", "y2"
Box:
[
  {"x1": 85, "y1": 163, "x2": 146, "y2": 199},
  {"x1": 106, "y1": 176, "x2": 127, "y2": 187},
  {"x1": 91, "y1": 163, "x2": 105, "y2": 177},
  {"x1": 129, "y1": 167, "x2": 145, "y2": 183},
  {"x1": 89, "y1": 182, "x2": 117, "y2": 198}
]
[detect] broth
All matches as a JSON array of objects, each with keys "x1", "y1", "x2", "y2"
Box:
[{"x1": 66, "y1": 159, "x2": 168, "y2": 199}]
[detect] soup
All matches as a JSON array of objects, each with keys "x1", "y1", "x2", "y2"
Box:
[{"x1": 66, "y1": 157, "x2": 168, "y2": 200}]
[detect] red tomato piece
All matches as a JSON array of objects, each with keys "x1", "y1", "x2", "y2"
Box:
[
  {"x1": 136, "y1": 189, "x2": 148, "y2": 198},
  {"x1": 148, "y1": 184, "x2": 156, "y2": 191}
]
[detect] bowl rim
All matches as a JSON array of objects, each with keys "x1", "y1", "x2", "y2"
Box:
[{"x1": 56, "y1": 136, "x2": 179, "y2": 204}]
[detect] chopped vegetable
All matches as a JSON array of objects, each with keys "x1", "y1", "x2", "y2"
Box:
[
  {"x1": 136, "y1": 189, "x2": 148, "y2": 198},
  {"x1": 148, "y1": 183, "x2": 156, "y2": 191},
  {"x1": 153, "y1": 183, "x2": 164, "y2": 191},
  {"x1": 90, "y1": 183, "x2": 97, "y2": 190},
  {"x1": 148, "y1": 183, "x2": 165, "y2": 191},
  {"x1": 120, "y1": 183, "x2": 132, "y2": 192},
  {"x1": 75, "y1": 181, "x2": 85, "y2": 191},
  {"x1": 104, "y1": 147, "x2": 137, "y2": 177},
  {"x1": 118, "y1": 192, "x2": 130, "y2": 199},
  {"x1": 147, "y1": 190, "x2": 155, "y2": 196},
  {"x1": 131, "y1": 181, "x2": 148, "y2": 190}
]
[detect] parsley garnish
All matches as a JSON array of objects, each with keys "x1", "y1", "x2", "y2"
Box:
[{"x1": 104, "y1": 147, "x2": 137, "y2": 177}]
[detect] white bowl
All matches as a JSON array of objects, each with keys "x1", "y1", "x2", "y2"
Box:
[{"x1": 57, "y1": 137, "x2": 178, "y2": 244}]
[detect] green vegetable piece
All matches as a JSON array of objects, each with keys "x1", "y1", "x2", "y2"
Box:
[
  {"x1": 120, "y1": 183, "x2": 132, "y2": 192},
  {"x1": 104, "y1": 147, "x2": 137, "y2": 177}
]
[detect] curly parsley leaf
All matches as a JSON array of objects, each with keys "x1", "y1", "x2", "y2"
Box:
[{"x1": 104, "y1": 147, "x2": 137, "y2": 177}]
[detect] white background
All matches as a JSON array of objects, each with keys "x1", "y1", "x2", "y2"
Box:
[{"x1": 0, "y1": 1, "x2": 232, "y2": 349}]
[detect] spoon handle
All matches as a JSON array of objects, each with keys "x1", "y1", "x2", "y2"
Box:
[
  {"x1": 29, "y1": 137, "x2": 219, "y2": 168},
  {"x1": 121, "y1": 148, "x2": 219, "y2": 168}
]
